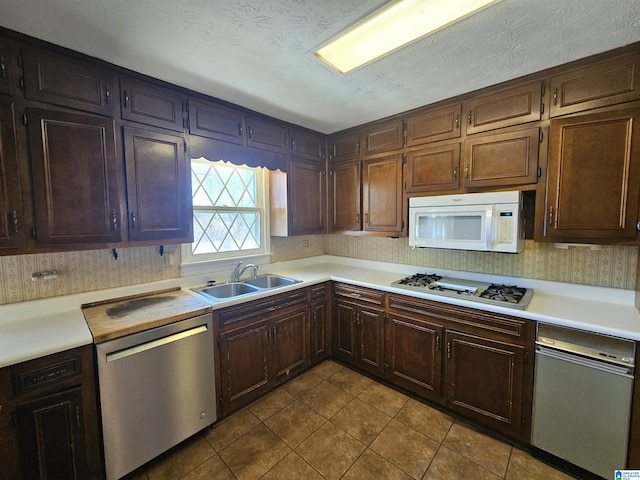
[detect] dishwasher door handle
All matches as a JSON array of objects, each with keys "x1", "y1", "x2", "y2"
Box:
[
  {"x1": 536, "y1": 345, "x2": 634, "y2": 377},
  {"x1": 106, "y1": 325, "x2": 208, "y2": 362}
]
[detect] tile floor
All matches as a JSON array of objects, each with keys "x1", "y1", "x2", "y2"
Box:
[{"x1": 124, "y1": 360, "x2": 576, "y2": 480}]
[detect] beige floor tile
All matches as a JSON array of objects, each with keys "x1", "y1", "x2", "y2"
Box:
[
  {"x1": 282, "y1": 370, "x2": 323, "y2": 397},
  {"x1": 145, "y1": 434, "x2": 214, "y2": 480},
  {"x1": 326, "y1": 367, "x2": 374, "y2": 395},
  {"x1": 357, "y1": 381, "x2": 409, "y2": 416},
  {"x1": 296, "y1": 422, "x2": 365, "y2": 480},
  {"x1": 423, "y1": 446, "x2": 502, "y2": 480},
  {"x1": 248, "y1": 388, "x2": 294, "y2": 421},
  {"x1": 264, "y1": 400, "x2": 326, "y2": 448},
  {"x1": 505, "y1": 448, "x2": 576, "y2": 480},
  {"x1": 394, "y1": 398, "x2": 454, "y2": 443},
  {"x1": 181, "y1": 453, "x2": 235, "y2": 480},
  {"x1": 261, "y1": 452, "x2": 325, "y2": 480},
  {"x1": 310, "y1": 360, "x2": 344, "y2": 379},
  {"x1": 342, "y1": 449, "x2": 413, "y2": 480},
  {"x1": 331, "y1": 398, "x2": 391, "y2": 445},
  {"x1": 122, "y1": 468, "x2": 148, "y2": 480},
  {"x1": 370, "y1": 419, "x2": 439, "y2": 479},
  {"x1": 299, "y1": 380, "x2": 354, "y2": 419},
  {"x1": 442, "y1": 422, "x2": 512, "y2": 477},
  {"x1": 205, "y1": 409, "x2": 261, "y2": 451},
  {"x1": 219, "y1": 424, "x2": 290, "y2": 480}
]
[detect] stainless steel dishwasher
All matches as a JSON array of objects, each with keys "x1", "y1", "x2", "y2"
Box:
[
  {"x1": 531, "y1": 323, "x2": 635, "y2": 478},
  {"x1": 95, "y1": 313, "x2": 216, "y2": 480}
]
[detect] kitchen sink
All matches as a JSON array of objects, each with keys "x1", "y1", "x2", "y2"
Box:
[
  {"x1": 190, "y1": 274, "x2": 302, "y2": 301},
  {"x1": 193, "y1": 282, "x2": 260, "y2": 300},
  {"x1": 244, "y1": 274, "x2": 301, "y2": 289}
]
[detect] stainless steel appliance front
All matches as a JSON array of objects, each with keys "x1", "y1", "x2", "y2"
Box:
[
  {"x1": 531, "y1": 323, "x2": 635, "y2": 478},
  {"x1": 95, "y1": 314, "x2": 216, "y2": 480}
]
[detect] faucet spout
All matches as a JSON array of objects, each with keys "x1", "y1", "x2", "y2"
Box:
[{"x1": 233, "y1": 262, "x2": 258, "y2": 281}]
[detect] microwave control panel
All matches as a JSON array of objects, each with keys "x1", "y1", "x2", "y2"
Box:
[{"x1": 497, "y1": 211, "x2": 515, "y2": 244}]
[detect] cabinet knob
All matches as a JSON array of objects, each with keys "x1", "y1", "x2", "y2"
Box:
[
  {"x1": 467, "y1": 112, "x2": 472, "y2": 125},
  {"x1": 464, "y1": 164, "x2": 469, "y2": 178},
  {"x1": 453, "y1": 166, "x2": 458, "y2": 180},
  {"x1": 447, "y1": 342, "x2": 452, "y2": 359},
  {"x1": 131, "y1": 212, "x2": 136, "y2": 228},
  {"x1": 123, "y1": 90, "x2": 129, "y2": 107},
  {"x1": 455, "y1": 114, "x2": 459, "y2": 129},
  {"x1": 248, "y1": 125, "x2": 253, "y2": 138},
  {"x1": 11, "y1": 210, "x2": 19, "y2": 233},
  {"x1": 112, "y1": 211, "x2": 118, "y2": 231},
  {"x1": 237, "y1": 123, "x2": 243, "y2": 136},
  {"x1": 548, "y1": 206, "x2": 554, "y2": 226},
  {"x1": 553, "y1": 88, "x2": 558, "y2": 106},
  {"x1": 105, "y1": 84, "x2": 111, "y2": 104},
  {"x1": 0, "y1": 54, "x2": 6, "y2": 79}
]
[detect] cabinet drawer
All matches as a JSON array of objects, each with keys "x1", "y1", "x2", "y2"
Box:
[
  {"x1": 388, "y1": 294, "x2": 526, "y2": 341},
  {"x1": 219, "y1": 290, "x2": 308, "y2": 328},
  {"x1": 310, "y1": 283, "x2": 328, "y2": 300},
  {"x1": 334, "y1": 283, "x2": 385, "y2": 305},
  {"x1": 12, "y1": 350, "x2": 83, "y2": 397}
]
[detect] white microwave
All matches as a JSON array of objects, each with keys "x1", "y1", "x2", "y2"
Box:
[{"x1": 409, "y1": 191, "x2": 524, "y2": 253}]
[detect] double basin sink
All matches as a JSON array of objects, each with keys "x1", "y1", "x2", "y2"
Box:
[{"x1": 191, "y1": 274, "x2": 301, "y2": 301}]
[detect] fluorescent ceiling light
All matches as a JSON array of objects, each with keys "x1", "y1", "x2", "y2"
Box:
[{"x1": 315, "y1": 0, "x2": 502, "y2": 73}]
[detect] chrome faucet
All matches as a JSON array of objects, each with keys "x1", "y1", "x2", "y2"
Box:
[{"x1": 233, "y1": 262, "x2": 258, "y2": 282}]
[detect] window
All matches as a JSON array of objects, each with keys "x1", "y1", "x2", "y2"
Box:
[{"x1": 182, "y1": 158, "x2": 268, "y2": 264}]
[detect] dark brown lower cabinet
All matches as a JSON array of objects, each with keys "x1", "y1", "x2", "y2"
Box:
[
  {"x1": 385, "y1": 312, "x2": 443, "y2": 402},
  {"x1": 310, "y1": 283, "x2": 331, "y2": 364},
  {"x1": 445, "y1": 330, "x2": 525, "y2": 436},
  {"x1": 217, "y1": 290, "x2": 310, "y2": 415},
  {"x1": 0, "y1": 345, "x2": 102, "y2": 480}
]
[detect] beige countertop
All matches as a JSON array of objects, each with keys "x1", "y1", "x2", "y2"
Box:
[{"x1": 1, "y1": 255, "x2": 638, "y2": 368}]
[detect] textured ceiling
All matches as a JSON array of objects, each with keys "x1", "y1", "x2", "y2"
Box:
[{"x1": 2, "y1": 0, "x2": 640, "y2": 134}]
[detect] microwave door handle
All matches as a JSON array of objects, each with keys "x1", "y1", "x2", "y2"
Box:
[{"x1": 485, "y1": 207, "x2": 494, "y2": 250}]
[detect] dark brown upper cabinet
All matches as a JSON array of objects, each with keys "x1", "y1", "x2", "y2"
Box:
[
  {"x1": 188, "y1": 98, "x2": 244, "y2": 145},
  {"x1": 123, "y1": 126, "x2": 192, "y2": 243},
  {"x1": 542, "y1": 107, "x2": 640, "y2": 242},
  {"x1": 0, "y1": 98, "x2": 25, "y2": 248},
  {"x1": 362, "y1": 154, "x2": 404, "y2": 234},
  {"x1": 0, "y1": 39, "x2": 13, "y2": 96},
  {"x1": 362, "y1": 119, "x2": 404, "y2": 156},
  {"x1": 245, "y1": 115, "x2": 288, "y2": 154},
  {"x1": 288, "y1": 157, "x2": 326, "y2": 235},
  {"x1": 405, "y1": 142, "x2": 461, "y2": 193},
  {"x1": 406, "y1": 103, "x2": 462, "y2": 147},
  {"x1": 120, "y1": 77, "x2": 185, "y2": 132},
  {"x1": 328, "y1": 130, "x2": 361, "y2": 162},
  {"x1": 289, "y1": 128, "x2": 325, "y2": 162},
  {"x1": 329, "y1": 160, "x2": 361, "y2": 232},
  {"x1": 465, "y1": 81, "x2": 543, "y2": 135},
  {"x1": 21, "y1": 46, "x2": 117, "y2": 116},
  {"x1": 26, "y1": 108, "x2": 122, "y2": 245},
  {"x1": 550, "y1": 51, "x2": 640, "y2": 117},
  {"x1": 462, "y1": 127, "x2": 540, "y2": 188}
]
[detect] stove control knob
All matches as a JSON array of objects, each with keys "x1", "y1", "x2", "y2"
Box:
[{"x1": 621, "y1": 357, "x2": 632, "y2": 363}]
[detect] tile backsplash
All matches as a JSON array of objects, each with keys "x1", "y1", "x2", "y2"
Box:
[{"x1": 0, "y1": 236, "x2": 636, "y2": 305}]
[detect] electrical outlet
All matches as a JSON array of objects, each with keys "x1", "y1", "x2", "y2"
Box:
[{"x1": 303, "y1": 240, "x2": 310, "y2": 248}]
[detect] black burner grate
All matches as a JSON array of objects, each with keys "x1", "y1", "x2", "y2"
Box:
[
  {"x1": 479, "y1": 284, "x2": 526, "y2": 304},
  {"x1": 396, "y1": 273, "x2": 442, "y2": 287}
]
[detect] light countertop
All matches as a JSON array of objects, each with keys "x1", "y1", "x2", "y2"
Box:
[{"x1": 2, "y1": 255, "x2": 639, "y2": 368}]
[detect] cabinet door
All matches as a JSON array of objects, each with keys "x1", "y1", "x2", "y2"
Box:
[
  {"x1": 466, "y1": 81, "x2": 542, "y2": 135},
  {"x1": 0, "y1": 39, "x2": 13, "y2": 96},
  {"x1": 188, "y1": 99, "x2": 245, "y2": 145},
  {"x1": 445, "y1": 330, "x2": 524, "y2": 436},
  {"x1": 405, "y1": 142, "x2": 461, "y2": 193},
  {"x1": 406, "y1": 104, "x2": 462, "y2": 147},
  {"x1": 334, "y1": 300, "x2": 357, "y2": 362},
  {"x1": 362, "y1": 154, "x2": 403, "y2": 233},
  {"x1": 272, "y1": 306, "x2": 308, "y2": 381},
  {"x1": 22, "y1": 47, "x2": 116, "y2": 116},
  {"x1": 289, "y1": 157, "x2": 326, "y2": 235},
  {"x1": 386, "y1": 313, "x2": 443, "y2": 401},
  {"x1": 27, "y1": 108, "x2": 122, "y2": 245},
  {"x1": 544, "y1": 108, "x2": 640, "y2": 241},
  {"x1": 310, "y1": 298, "x2": 330, "y2": 364},
  {"x1": 357, "y1": 306, "x2": 385, "y2": 375},
  {"x1": 120, "y1": 77, "x2": 185, "y2": 132},
  {"x1": 462, "y1": 127, "x2": 540, "y2": 188},
  {"x1": 16, "y1": 387, "x2": 89, "y2": 480},
  {"x1": 328, "y1": 130, "x2": 361, "y2": 162},
  {"x1": 550, "y1": 52, "x2": 640, "y2": 117},
  {"x1": 0, "y1": 99, "x2": 25, "y2": 247},
  {"x1": 362, "y1": 119, "x2": 404, "y2": 156},
  {"x1": 329, "y1": 160, "x2": 361, "y2": 232},
  {"x1": 123, "y1": 126, "x2": 192, "y2": 242},
  {"x1": 219, "y1": 321, "x2": 270, "y2": 412},
  {"x1": 290, "y1": 128, "x2": 325, "y2": 161},
  {"x1": 246, "y1": 115, "x2": 288, "y2": 154}
]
